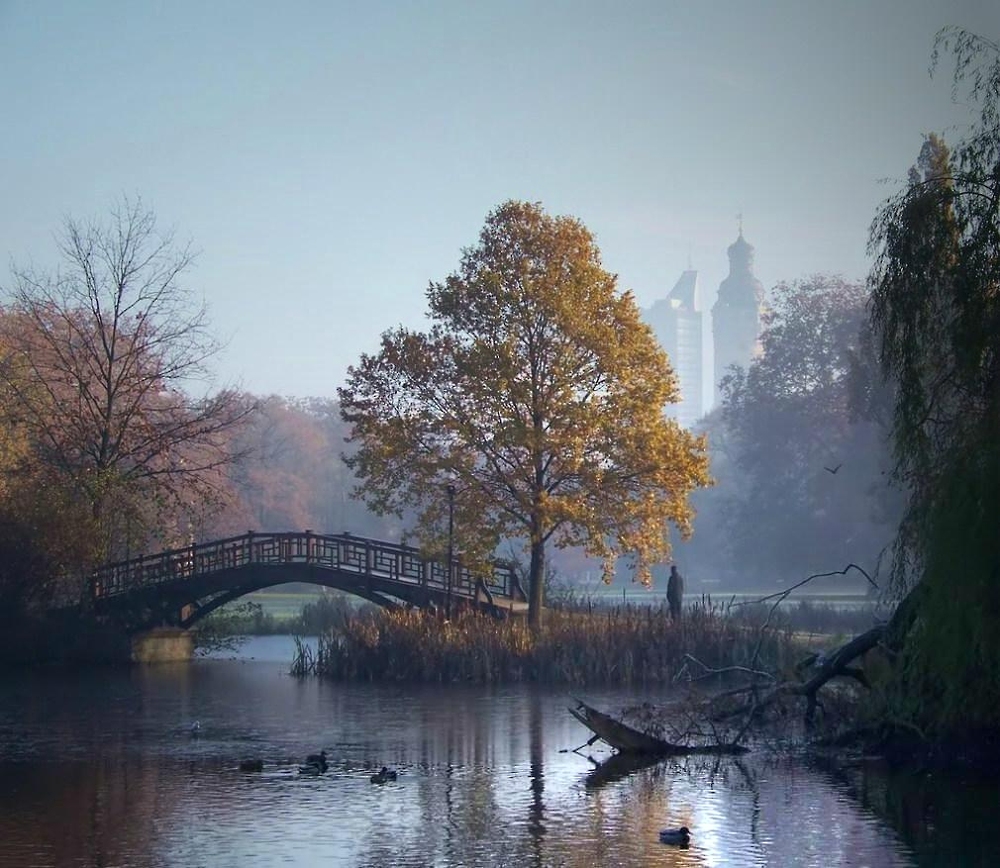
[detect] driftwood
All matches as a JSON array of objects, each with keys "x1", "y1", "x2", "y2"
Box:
[{"x1": 569, "y1": 700, "x2": 748, "y2": 756}]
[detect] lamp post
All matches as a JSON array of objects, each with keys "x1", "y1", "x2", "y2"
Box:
[{"x1": 446, "y1": 482, "x2": 456, "y2": 619}]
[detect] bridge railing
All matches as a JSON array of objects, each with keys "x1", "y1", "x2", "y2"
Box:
[{"x1": 91, "y1": 531, "x2": 518, "y2": 603}]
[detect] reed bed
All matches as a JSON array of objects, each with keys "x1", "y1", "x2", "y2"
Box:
[{"x1": 293, "y1": 597, "x2": 799, "y2": 685}]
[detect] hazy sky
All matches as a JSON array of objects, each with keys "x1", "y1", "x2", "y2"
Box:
[{"x1": 2, "y1": 1, "x2": 997, "y2": 400}]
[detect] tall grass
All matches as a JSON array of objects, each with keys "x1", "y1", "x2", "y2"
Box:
[{"x1": 294, "y1": 597, "x2": 799, "y2": 685}]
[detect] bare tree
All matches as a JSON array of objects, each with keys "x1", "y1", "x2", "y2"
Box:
[{"x1": 0, "y1": 197, "x2": 254, "y2": 562}]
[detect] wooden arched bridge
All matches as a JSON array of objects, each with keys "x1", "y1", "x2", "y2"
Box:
[{"x1": 91, "y1": 531, "x2": 528, "y2": 632}]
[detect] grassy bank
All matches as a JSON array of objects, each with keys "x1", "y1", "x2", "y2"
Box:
[{"x1": 291, "y1": 599, "x2": 803, "y2": 685}]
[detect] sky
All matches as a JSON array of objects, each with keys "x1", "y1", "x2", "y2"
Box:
[{"x1": 2, "y1": 1, "x2": 997, "y2": 403}]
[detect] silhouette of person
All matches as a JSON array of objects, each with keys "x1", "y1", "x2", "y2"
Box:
[{"x1": 667, "y1": 565, "x2": 684, "y2": 620}]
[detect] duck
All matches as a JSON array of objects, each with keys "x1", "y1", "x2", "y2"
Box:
[
  {"x1": 189, "y1": 721, "x2": 201, "y2": 737},
  {"x1": 659, "y1": 826, "x2": 691, "y2": 846},
  {"x1": 370, "y1": 766, "x2": 397, "y2": 784},
  {"x1": 299, "y1": 750, "x2": 329, "y2": 775},
  {"x1": 239, "y1": 759, "x2": 263, "y2": 772},
  {"x1": 306, "y1": 750, "x2": 328, "y2": 766}
]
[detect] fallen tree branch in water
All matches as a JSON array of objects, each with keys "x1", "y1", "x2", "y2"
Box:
[
  {"x1": 569, "y1": 700, "x2": 749, "y2": 756},
  {"x1": 711, "y1": 624, "x2": 887, "y2": 726}
]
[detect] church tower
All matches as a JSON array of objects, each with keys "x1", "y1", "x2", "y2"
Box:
[{"x1": 712, "y1": 228, "x2": 764, "y2": 405}]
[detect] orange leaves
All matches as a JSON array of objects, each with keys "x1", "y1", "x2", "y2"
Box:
[{"x1": 340, "y1": 202, "x2": 712, "y2": 621}]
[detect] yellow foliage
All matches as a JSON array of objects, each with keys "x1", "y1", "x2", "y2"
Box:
[{"x1": 340, "y1": 201, "x2": 711, "y2": 623}]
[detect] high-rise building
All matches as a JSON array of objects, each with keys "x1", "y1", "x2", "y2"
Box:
[
  {"x1": 645, "y1": 269, "x2": 703, "y2": 429},
  {"x1": 712, "y1": 230, "x2": 764, "y2": 405}
]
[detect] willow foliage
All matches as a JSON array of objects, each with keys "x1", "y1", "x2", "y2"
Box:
[
  {"x1": 339, "y1": 201, "x2": 710, "y2": 628},
  {"x1": 868, "y1": 29, "x2": 1000, "y2": 735}
]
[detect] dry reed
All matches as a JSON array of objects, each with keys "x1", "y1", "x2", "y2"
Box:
[{"x1": 295, "y1": 597, "x2": 797, "y2": 685}]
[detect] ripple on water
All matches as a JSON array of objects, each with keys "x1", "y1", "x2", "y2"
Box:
[{"x1": 0, "y1": 639, "x2": 937, "y2": 867}]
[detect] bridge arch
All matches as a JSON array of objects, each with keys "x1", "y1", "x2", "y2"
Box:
[{"x1": 177, "y1": 570, "x2": 405, "y2": 629}]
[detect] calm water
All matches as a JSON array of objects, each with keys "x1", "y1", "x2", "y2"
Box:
[{"x1": 0, "y1": 636, "x2": 994, "y2": 867}]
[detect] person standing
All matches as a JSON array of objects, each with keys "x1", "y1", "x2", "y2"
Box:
[{"x1": 667, "y1": 565, "x2": 684, "y2": 620}]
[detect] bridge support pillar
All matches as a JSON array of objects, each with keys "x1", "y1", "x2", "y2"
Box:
[{"x1": 131, "y1": 627, "x2": 194, "y2": 663}]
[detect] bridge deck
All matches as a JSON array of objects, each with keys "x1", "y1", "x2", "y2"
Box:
[{"x1": 92, "y1": 531, "x2": 526, "y2": 616}]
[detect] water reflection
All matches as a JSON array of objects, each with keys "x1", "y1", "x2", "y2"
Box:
[
  {"x1": 808, "y1": 754, "x2": 1000, "y2": 867},
  {"x1": 585, "y1": 751, "x2": 665, "y2": 789},
  {"x1": 528, "y1": 691, "x2": 546, "y2": 866},
  {"x1": 0, "y1": 637, "x2": 967, "y2": 867}
]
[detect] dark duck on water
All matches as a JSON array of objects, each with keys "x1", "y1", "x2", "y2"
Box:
[
  {"x1": 370, "y1": 766, "x2": 397, "y2": 784},
  {"x1": 299, "y1": 750, "x2": 328, "y2": 774},
  {"x1": 659, "y1": 826, "x2": 691, "y2": 846}
]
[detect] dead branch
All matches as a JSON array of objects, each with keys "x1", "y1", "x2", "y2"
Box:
[
  {"x1": 729, "y1": 563, "x2": 879, "y2": 609},
  {"x1": 717, "y1": 624, "x2": 887, "y2": 726},
  {"x1": 674, "y1": 652, "x2": 776, "y2": 684}
]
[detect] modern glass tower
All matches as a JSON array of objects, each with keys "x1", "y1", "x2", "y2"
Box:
[{"x1": 645, "y1": 269, "x2": 703, "y2": 429}]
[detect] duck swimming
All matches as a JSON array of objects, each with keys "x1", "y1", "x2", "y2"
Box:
[
  {"x1": 370, "y1": 766, "x2": 397, "y2": 784},
  {"x1": 299, "y1": 750, "x2": 328, "y2": 775},
  {"x1": 659, "y1": 826, "x2": 690, "y2": 846}
]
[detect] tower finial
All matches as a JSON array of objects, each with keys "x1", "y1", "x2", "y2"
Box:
[
  {"x1": 687, "y1": 244, "x2": 693, "y2": 270},
  {"x1": 736, "y1": 208, "x2": 743, "y2": 236}
]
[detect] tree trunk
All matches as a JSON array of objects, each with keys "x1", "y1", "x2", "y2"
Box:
[
  {"x1": 528, "y1": 536, "x2": 545, "y2": 632},
  {"x1": 569, "y1": 700, "x2": 748, "y2": 755}
]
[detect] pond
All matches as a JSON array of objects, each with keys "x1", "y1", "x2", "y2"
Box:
[{"x1": 0, "y1": 636, "x2": 993, "y2": 866}]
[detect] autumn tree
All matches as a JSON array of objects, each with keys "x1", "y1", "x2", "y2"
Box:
[
  {"x1": 0, "y1": 333, "x2": 95, "y2": 613},
  {"x1": 339, "y1": 201, "x2": 711, "y2": 628},
  {"x1": 0, "y1": 198, "x2": 254, "y2": 566},
  {"x1": 865, "y1": 28, "x2": 1000, "y2": 735}
]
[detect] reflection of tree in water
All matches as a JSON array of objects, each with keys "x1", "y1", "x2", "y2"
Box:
[
  {"x1": 400, "y1": 693, "x2": 515, "y2": 866},
  {"x1": 390, "y1": 689, "x2": 695, "y2": 868},
  {"x1": 0, "y1": 756, "x2": 186, "y2": 867},
  {"x1": 528, "y1": 690, "x2": 546, "y2": 867},
  {"x1": 807, "y1": 753, "x2": 1000, "y2": 866},
  {"x1": 584, "y1": 752, "x2": 660, "y2": 789}
]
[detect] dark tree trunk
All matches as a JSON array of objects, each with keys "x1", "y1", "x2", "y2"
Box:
[{"x1": 528, "y1": 535, "x2": 545, "y2": 632}]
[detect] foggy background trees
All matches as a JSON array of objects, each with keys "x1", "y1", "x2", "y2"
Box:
[
  {"x1": 673, "y1": 276, "x2": 901, "y2": 591},
  {"x1": 197, "y1": 394, "x2": 401, "y2": 542}
]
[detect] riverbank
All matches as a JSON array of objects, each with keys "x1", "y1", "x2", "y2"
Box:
[{"x1": 0, "y1": 610, "x2": 131, "y2": 667}]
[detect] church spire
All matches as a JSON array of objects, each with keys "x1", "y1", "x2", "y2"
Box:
[{"x1": 712, "y1": 225, "x2": 764, "y2": 406}]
